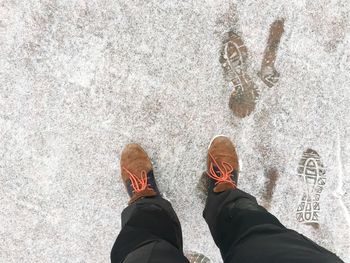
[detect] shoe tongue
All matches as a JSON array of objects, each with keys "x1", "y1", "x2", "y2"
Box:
[
  {"x1": 213, "y1": 165, "x2": 221, "y2": 175},
  {"x1": 212, "y1": 165, "x2": 238, "y2": 186},
  {"x1": 213, "y1": 164, "x2": 231, "y2": 176},
  {"x1": 214, "y1": 182, "x2": 236, "y2": 193},
  {"x1": 125, "y1": 170, "x2": 160, "y2": 201},
  {"x1": 129, "y1": 189, "x2": 158, "y2": 204}
]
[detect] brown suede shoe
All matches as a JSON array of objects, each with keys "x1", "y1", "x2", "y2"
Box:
[
  {"x1": 207, "y1": 136, "x2": 239, "y2": 193},
  {"x1": 120, "y1": 144, "x2": 160, "y2": 204}
]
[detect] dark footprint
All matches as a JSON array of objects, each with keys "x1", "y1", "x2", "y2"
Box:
[
  {"x1": 261, "y1": 168, "x2": 280, "y2": 210},
  {"x1": 196, "y1": 172, "x2": 209, "y2": 203},
  {"x1": 185, "y1": 251, "x2": 211, "y2": 263},
  {"x1": 258, "y1": 18, "x2": 285, "y2": 87},
  {"x1": 229, "y1": 73, "x2": 258, "y2": 118},
  {"x1": 296, "y1": 149, "x2": 326, "y2": 228},
  {"x1": 220, "y1": 32, "x2": 258, "y2": 118}
]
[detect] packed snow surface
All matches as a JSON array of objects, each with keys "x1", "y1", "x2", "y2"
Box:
[{"x1": 1, "y1": 0, "x2": 350, "y2": 262}]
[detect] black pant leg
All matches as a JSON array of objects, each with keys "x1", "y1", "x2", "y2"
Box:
[
  {"x1": 203, "y1": 188, "x2": 344, "y2": 263},
  {"x1": 111, "y1": 197, "x2": 189, "y2": 263},
  {"x1": 203, "y1": 188, "x2": 283, "y2": 255}
]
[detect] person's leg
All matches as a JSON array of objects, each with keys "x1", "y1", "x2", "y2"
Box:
[
  {"x1": 111, "y1": 144, "x2": 188, "y2": 263},
  {"x1": 203, "y1": 187, "x2": 284, "y2": 255},
  {"x1": 203, "y1": 136, "x2": 344, "y2": 263},
  {"x1": 111, "y1": 196, "x2": 188, "y2": 262}
]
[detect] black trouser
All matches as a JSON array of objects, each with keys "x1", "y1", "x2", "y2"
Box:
[{"x1": 111, "y1": 189, "x2": 344, "y2": 263}]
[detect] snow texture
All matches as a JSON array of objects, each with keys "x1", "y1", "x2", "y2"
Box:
[{"x1": 1, "y1": 0, "x2": 350, "y2": 262}]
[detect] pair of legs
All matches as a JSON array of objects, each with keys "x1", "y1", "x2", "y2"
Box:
[{"x1": 111, "y1": 136, "x2": 343, "y2": 263}]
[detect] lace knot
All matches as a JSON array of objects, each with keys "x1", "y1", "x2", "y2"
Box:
[
  {"x1": 207, "y1": 152, "x2": 236, "y2": 188},
  {"x1": 122, "y1": 167, "x2": 149, "y2": 193}
]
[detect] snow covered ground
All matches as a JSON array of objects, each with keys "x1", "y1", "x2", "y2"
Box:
[{"x1": 1, "y1": 0, "x2": 350, "y2": 262}]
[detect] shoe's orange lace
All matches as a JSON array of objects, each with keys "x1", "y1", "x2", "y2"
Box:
[
  {"x1": 207, "y1": 152, "x2": 236, "y2": 188},
  {"x1": 122, "y1": 167, "x2": 149, "y2": 193}
]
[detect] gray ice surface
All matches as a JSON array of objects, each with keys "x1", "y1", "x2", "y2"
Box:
[{"x1": 1, "y1": 0, "x2": 350, "y2": 262}]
